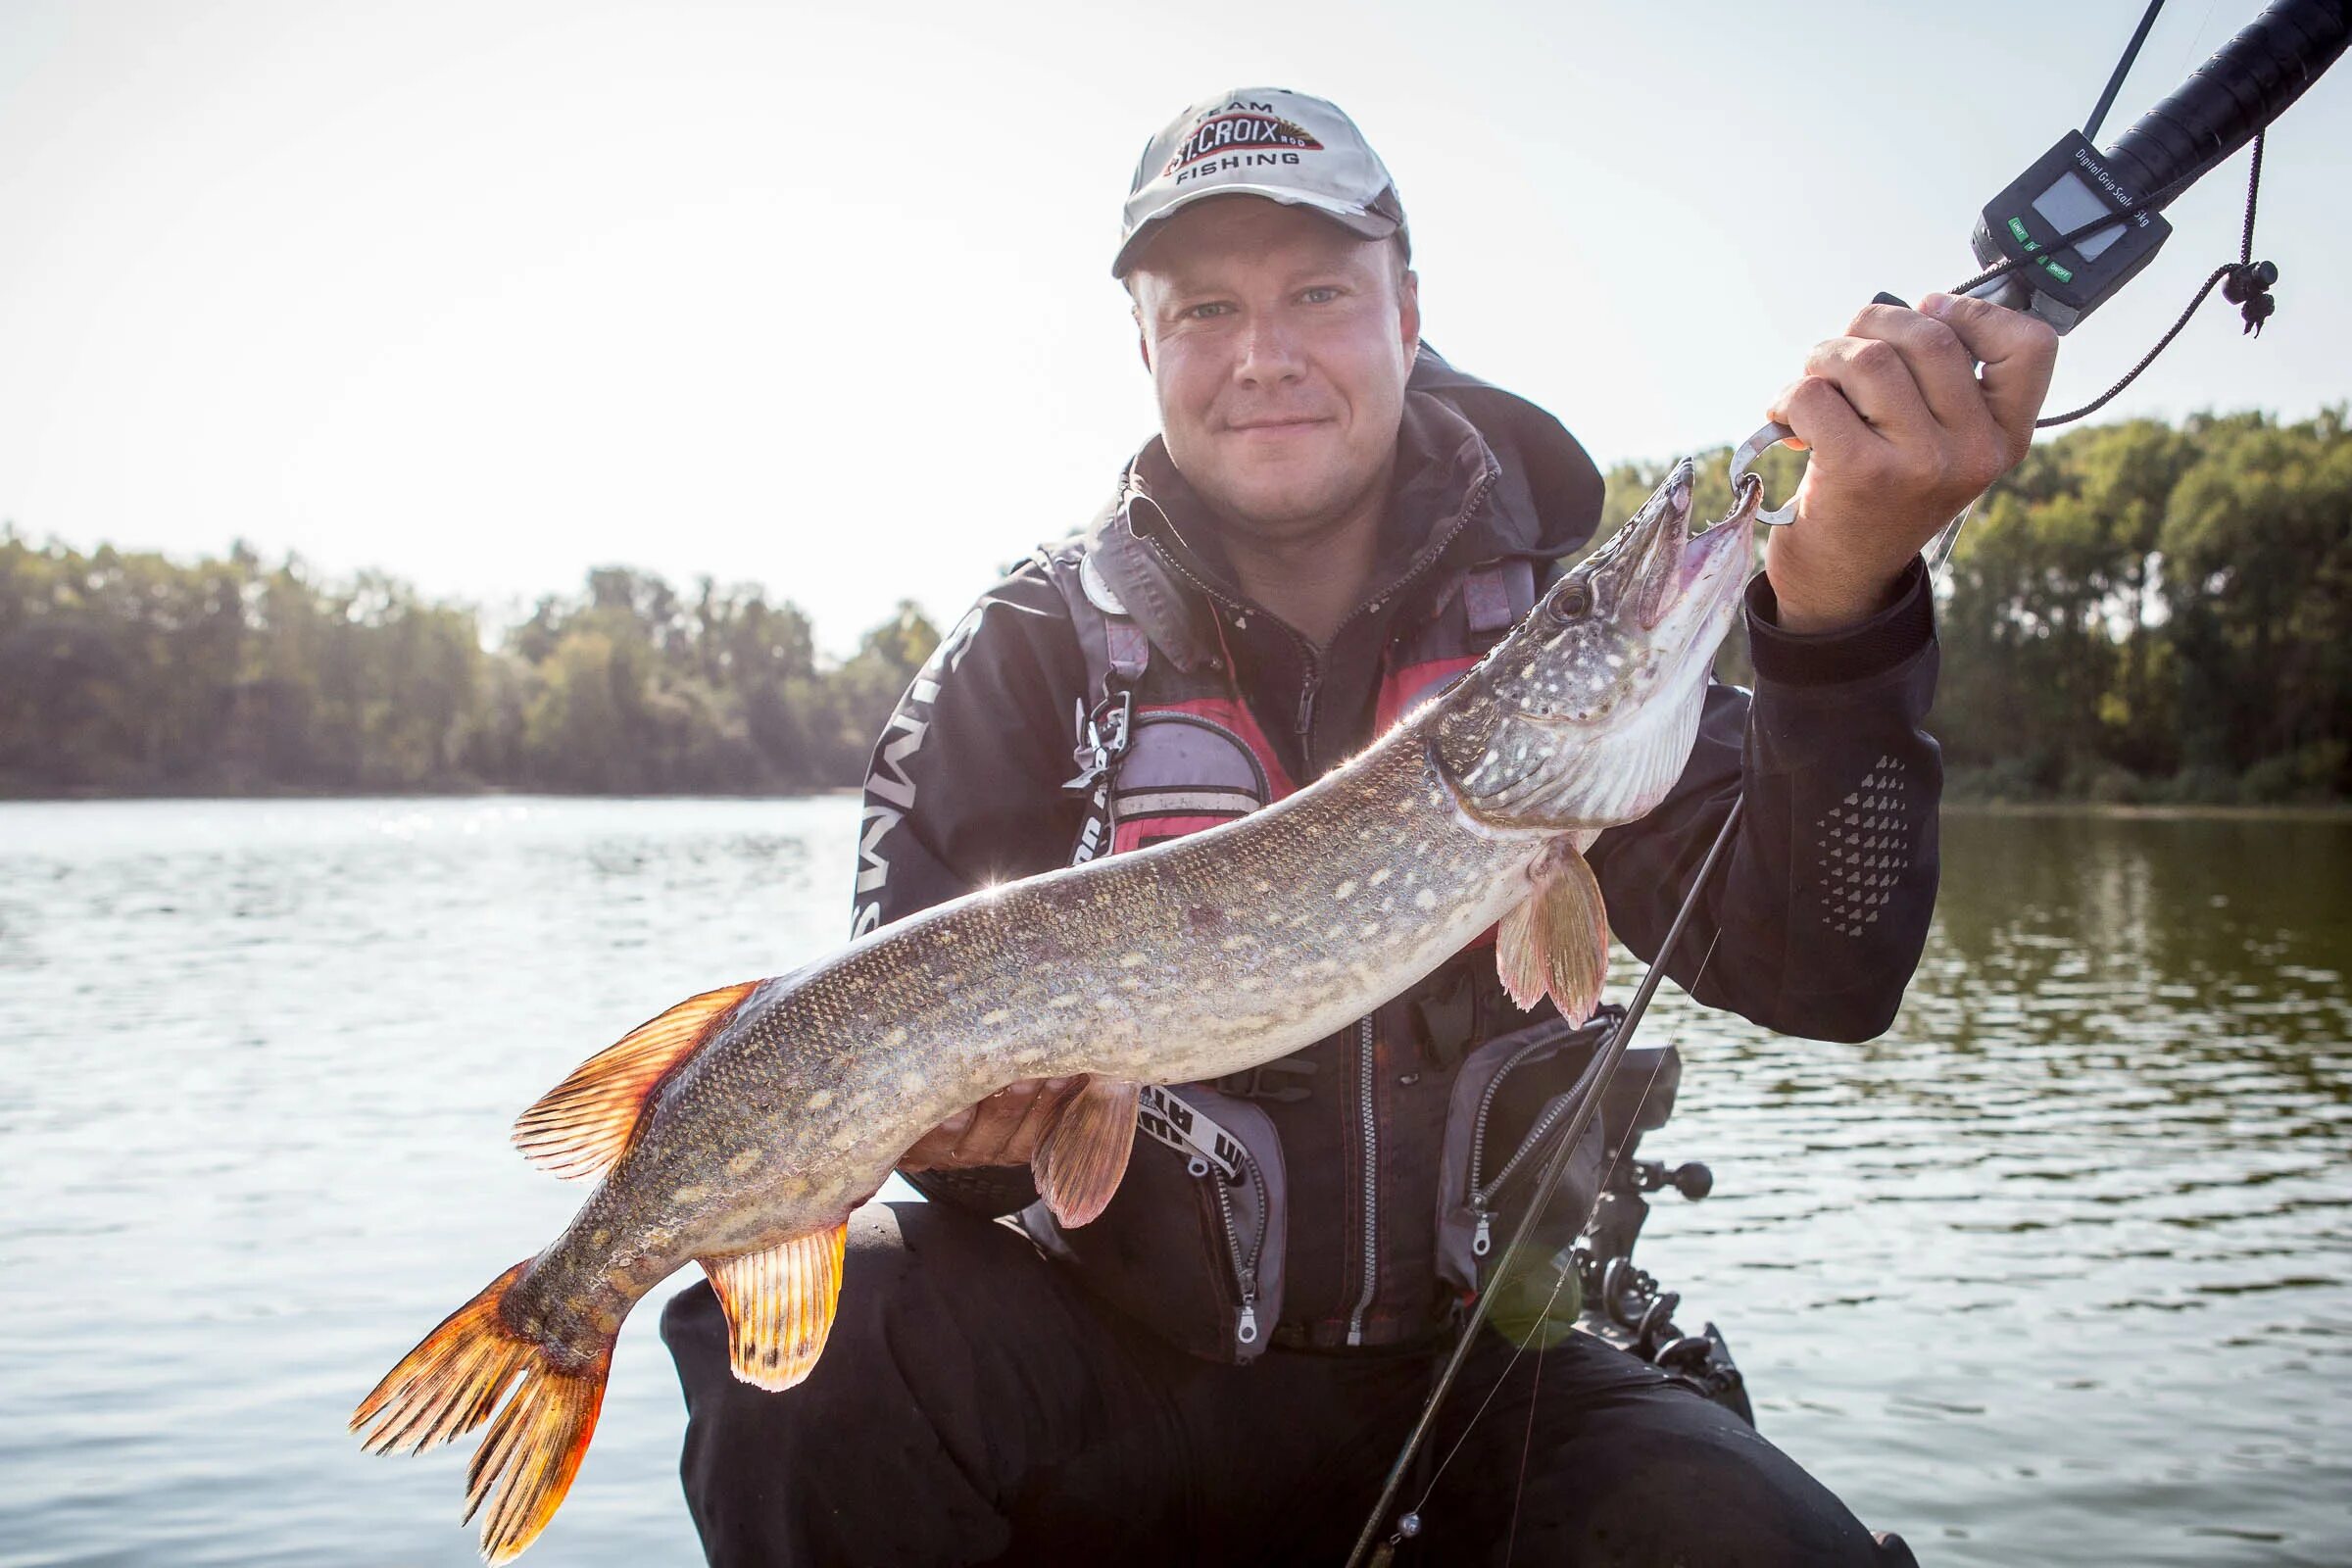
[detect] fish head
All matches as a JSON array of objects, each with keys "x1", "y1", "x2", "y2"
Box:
[{"x1": 1436, "y1": 459, "x2": 1758, "y2": 833}]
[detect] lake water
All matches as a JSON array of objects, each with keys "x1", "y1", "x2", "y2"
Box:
[{"x1": 1, "y1": 799, "x2": 2345, "y2": 1566}]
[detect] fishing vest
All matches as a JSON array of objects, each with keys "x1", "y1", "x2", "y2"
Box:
[
  {"x1": 1050, "y1": 529, "x2": 1536, "y2": 862},
  {"x1": 1015, "y1": 507, "x2": 1622, "y2": 1362}
]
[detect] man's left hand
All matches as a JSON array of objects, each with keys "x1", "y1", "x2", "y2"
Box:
[{"x1": 1764, "y1": 293, "x2": 2059, "y2": 633}]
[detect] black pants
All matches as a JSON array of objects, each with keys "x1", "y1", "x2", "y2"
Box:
[{"x1": 662, "y1": 1201, "x2": 1909, "y2": 1568}]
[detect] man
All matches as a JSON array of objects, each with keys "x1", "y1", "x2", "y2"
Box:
[{"x1": 664, "y1": 88, "x2": 2056, "y2": 1565}]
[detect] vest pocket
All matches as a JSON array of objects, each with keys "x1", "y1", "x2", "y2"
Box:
[
  {"x1": 1018, "y1": 1085, "x2": 1287, "y2": 1365},
  {"x1": 1434, "y1": 1005, "x2": 1624, "y2": 1297}
]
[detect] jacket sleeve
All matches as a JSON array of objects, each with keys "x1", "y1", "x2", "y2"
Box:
[
  {"x1": 850, "y1": 563, "x2": 1086, "y2": 1216},
  {"x1": 850, "y1": 564, "x2": 1089, "y2": 939},
  {"x1": 1584, "y1": 560, "x2": 1941, "y2": 1043}
]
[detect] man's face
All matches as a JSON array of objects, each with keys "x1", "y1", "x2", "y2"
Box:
[{"x1": 1128, "y1": 198, "x2": 1419, "y2": 542}]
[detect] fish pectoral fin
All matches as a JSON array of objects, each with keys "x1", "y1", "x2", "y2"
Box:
[
  {"x1": 1032, "y1": 1075, "x2": 1142, "y2": 1230},
  {"x1": 703, "y1": 1223, "x2": 849, "y2": 1393},
  {"x1": 1494, "y1": 844, "x2": 1610, "y2": 1025},
  {"x1": 513, "y1": 980, "x2": 762, "y2": 1180}
]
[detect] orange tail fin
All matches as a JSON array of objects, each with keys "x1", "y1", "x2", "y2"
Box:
[{"x1": 352, "y1": 1260, "x2": 614, "y2": 1564}]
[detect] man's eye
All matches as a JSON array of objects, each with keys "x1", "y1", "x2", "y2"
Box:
[
  {"x1": 1299, "y1": 286, "x2": 1342, "y2": 305},
  {"x1": 1183, "y1": 301, "x2": 1234, "y2": 320}
]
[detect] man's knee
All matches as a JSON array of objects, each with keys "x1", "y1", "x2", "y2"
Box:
[{"x1": 662, "y1": 1201, "x2": 955, "y2": 1422}]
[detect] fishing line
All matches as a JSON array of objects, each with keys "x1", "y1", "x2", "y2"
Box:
[
  {"x1": 1344, "y1": 819, "x2": 1740, "y2": 1568},
  {"x1": 1501, "y1": 928, "x2": 1724, "y2": 1568}
]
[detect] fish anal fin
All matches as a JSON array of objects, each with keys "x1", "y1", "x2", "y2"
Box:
[
  {"x1": 704, "y1": 1223, "x2": 850, "y2": 1393},
  {"x1": 513, "y1": 980, "x2": 762, "y2": 1180},
  {"x1": 1032, "y1": 1075, "x2": 1141, "y2": 1229},
  {"x1": 1494, "y1": 843, "x2": 1610, "y2": 1025}
]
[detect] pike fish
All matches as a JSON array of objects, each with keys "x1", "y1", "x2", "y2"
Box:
[{"x1": 353, "y1": 460, "x2": 1759, "y2": 1561}]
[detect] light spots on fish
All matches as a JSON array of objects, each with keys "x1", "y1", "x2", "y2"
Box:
[
  {"x1": 1253, "y1": 878, "x2": 1274, "y2": 893},
  {"x1": 1117, "y1": 975, "x2": 1143, "y2": 991},
  {"x1": 1368, "y1": 868, "x2": 1391, "y2": 886},
  {"x1": 829, "y1": 1125, "x2": 860, "y2": 1151},
  {"x1": 1119, "y1": 952, "x2": 1148, "y2": 968},
  {"x1": 1220, "y1": 932, "x2": 1256, "y2": 952},
  {"x1": 980, "y1": 1007, "x2": 1011, "y2": 1026},
  {"x1": 1415, "y1": 888, "x2": 1438, "y2": 910},
  {"x1": 1050, "y1": 993, "x2": 1081, "y2": 1008},
  {"x1": 1094, "y1": 995, "x2": 1119, "y2": 1010},
  {"x1": 1358, "y1": 921, "x2": 1381, "y2": 940},
  {"x1": 589, "y1": 1228, "x2": 611, "y2": 1248},
  {"x1": 672, "y1": 1184, "x2": 710, "y2": 1203},
  {"x1": 806, "y1": 1089, "x2": 834, "y2": 1111},
  {"x1": 726, "y1": 1150, "x2": 760, "y2": 1176},
  {"x1": 900, "y1": 1071, "x2": 928, "y2": 1095},
  {"x1": 1012, "y1": 1047, "x2": 1045, "y2": 1065},
  {"x1": 1152, "y1": 1002, "x2": 1176, "y2": 1018},
  {"x1": 881, "y1": 1026, "x2": 909, "y2": 1049},
  {"x1": 932, "y1": 972, "x2": 963, "y2": 991},
  {"x1": 1333, "y1": 879, "x2": 1358, "y2": 901}
]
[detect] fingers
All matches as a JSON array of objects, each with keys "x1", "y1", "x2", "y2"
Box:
[
  {"x1": 1766, "y1": 373, "x2": 1868, "y2": 464},
  {"x1": 1800, "y1": 332, "x2": 1934, "y2": 440},
  {"x1": 1919, "y1": 292, "x2": 2059, "y2": 462},
  {"x1": 1843, "y1": 301, "x2": 1984, "y2": 433},
  {"x1": 900, "y1": 1076, "x2": 1081, "y2": 1171}
]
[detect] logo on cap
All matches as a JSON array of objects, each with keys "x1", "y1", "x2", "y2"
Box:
[{"x1": 1161, "y1": 111, "x2": 1325, "y2": 177}]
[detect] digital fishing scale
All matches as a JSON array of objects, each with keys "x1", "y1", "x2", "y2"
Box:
[{"x1": 1348, "y1": 5, "x2": 2352, "y2": 1564}]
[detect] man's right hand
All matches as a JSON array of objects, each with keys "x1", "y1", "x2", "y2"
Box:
[{"x1": 896, "y1": 1076, "x2": 1088, "y2": 1172}]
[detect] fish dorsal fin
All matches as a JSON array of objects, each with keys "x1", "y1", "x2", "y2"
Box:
[
  {"x1": 1032, "y1": 1075, "x2": 1142, "y2": 1229},
  {"x1": 702, "y1": 1223, "x2": 850, "y2": 1392},
  {"x1": 513, "y1": 981, "x2": 761, "y2": 1180},
  {"x1": 1494, "y1": 844, "x2": 1609, "y2": 1025}
]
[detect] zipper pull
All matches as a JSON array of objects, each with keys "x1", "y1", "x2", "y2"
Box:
[
  {"x1": 1237, "y1": 1297, "x2": 1260, "y2": 1347},
  {"x1": 1472, "y1": 1210, "x2": 1493, "y2": 1258}
]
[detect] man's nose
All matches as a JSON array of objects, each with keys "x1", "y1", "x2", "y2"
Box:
[{"x1": 1232, "y1": 310, "x2": 1305, "y2": 385}]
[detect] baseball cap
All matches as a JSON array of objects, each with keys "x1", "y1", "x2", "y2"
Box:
[{"x1": 1113, "y1": 87, "x2": 1408, "y2": 279}]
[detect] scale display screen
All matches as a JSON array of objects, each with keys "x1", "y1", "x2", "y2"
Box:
[{"x1": 2033, "y1": 172, "x2": 2126, "y2": 261}]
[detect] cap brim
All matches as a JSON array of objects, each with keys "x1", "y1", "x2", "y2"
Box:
[{"x1": 1112, "y1": 186, "x2": 1399, "y2": 279}]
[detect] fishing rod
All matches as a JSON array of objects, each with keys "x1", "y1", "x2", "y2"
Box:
[{"x1": 1345, "y1": 3, "x2": 2351, "y2": 1562}]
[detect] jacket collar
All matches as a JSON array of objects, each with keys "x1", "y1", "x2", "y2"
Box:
[{"x1": 1081, "y1": 346, "x2": 1603, "y2": 671}]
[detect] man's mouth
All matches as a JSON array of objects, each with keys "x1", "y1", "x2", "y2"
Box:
[{"x1": 1223, "y1": 416, "x2": 1331, "y2": 435}]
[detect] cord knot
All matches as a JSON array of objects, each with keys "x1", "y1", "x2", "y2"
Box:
[{"x1": 2222, "y1": 260, "x2": 2279, "y2": 336}]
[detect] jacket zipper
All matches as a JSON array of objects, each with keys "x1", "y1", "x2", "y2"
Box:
[
  {"x1": 1294, "y1": 662, "x2": 1323, "y2": 770},
  {"x1": 1347, "y1": 1015, "x2": 1378, "y2": 1346},
  {"x1": 1205, "y1": 1150, "x2": 1266, "y2": 1348}
]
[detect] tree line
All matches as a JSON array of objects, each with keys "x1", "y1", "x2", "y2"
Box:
[
  {"x1": 4, "y1": 408, "x2": 2345, "y2": 802},
  {"x1": 1595, "y1": 407, "x2": 2349, "y2": 805},
  {"x1": 0, "y1": 544, "x2": 940, "y2": 795}
]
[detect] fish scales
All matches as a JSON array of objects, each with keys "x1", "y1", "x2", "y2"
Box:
[{"x1": 354, "y1": 459, "x2": 1760, "y2": 1562}]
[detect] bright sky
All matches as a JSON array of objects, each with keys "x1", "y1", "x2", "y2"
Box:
[{"x1": 4, "y1": 0, "x2": 2347, "y2": 654}]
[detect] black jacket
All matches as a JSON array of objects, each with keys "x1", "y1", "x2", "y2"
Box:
[{"x1": 852, "y1": 347, "x2": 1942, "y2": 1348}]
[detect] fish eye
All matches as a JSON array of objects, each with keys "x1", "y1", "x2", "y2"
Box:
[{"x1": 1544, "y1": 581, "x2": 1590, "y2": 624}]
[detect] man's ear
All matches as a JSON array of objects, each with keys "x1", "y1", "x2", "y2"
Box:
[
  {"x1": 1397, "y1": 269, "x2": 1422, "y2": 362},
  {"x1": 1134, "y1": 307, "x2": 1152, "y2": 373}
]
